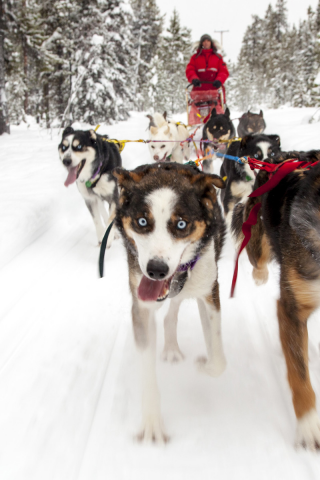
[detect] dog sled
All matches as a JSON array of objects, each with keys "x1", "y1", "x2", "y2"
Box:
[{"x1": 186, "y1": 82, "x2": 225, "y2": 126}]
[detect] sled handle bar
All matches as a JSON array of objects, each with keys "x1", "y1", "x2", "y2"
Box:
[{"x1": 186, "y1": 81, "x2": 219, "y2": 90}]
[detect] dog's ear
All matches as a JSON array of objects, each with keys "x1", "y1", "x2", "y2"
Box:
[
  {"x1": 163, "y1": 111, "x2": 167, "y2": 121},
  {"x1": 164, "y1": 125, "x2": 170, "y2": 135},
  {"x1": 224, "y1": 107, "x2": 230, "y2": 118},
  {"x1": 89, "y1": 129, "x2": 97, "y2": 141},
  {"x1": 259, "y1": 110, "x2": 263, "y2": 117},
  {"x1": 240, "y1": 135, "x2": 250, "y2": 147},
  {"x1": 210, "y1": 108, "x2": 217, "y2": 118},
  {"x1": 146, "y1": 115, "x2": 156, "y2": 129},
  {"x1": 267, "y1": 134, "x2": 281, "y2": 147},
  {"x1": 150, "y1": 126, "x2": 158, "y2": 135},
  {"x1": 62, "y1": 126, "x2": 74, "y2": 137},
  {"x1": 190, "y1": 172, "x2": 225, "y2": 190},
  {"x1": 112, "y1": 167, "x2": 145, "y2": 188}
]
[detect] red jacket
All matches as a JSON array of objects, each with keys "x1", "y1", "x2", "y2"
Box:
[{"x1": 186, "y1": 48, "x2": 229, "y2": 91}]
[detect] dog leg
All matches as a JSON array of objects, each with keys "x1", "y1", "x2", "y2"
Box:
[
  {"x1": 162, "y1": 297, "x2": 184, "y2": 363},
  {"x1": 85, "y1": 199, "x2": 106, "y2": 245},
  {"x1": 245, "y1": 197, "x2": 270, "y2": 285},
  {"x1": 252, "y1": 233, "x2": 270, "y2": 285},
  {"x1": 98, "y1": 198, "x2": 117, "y2": 247},
  {"x1": 132, "y1": 299, "x2": 168, "y2": 444},
  {"x1": 202, "y1": 159, "x2": 214, "y2": 174},
  {"x1": 195, "y1": 281, "x2": 226, "y2": 377},
  {"x1": 278, "y1": 273, "x2": 320, "y2": 450}
]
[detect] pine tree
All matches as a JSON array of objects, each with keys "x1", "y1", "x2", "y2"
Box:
[
  {"x1": 131, "y1": 0, "x2": 163, "y2": 111},
  {"x1": 0, "y1": 0, "x2": 10, "y2": 133},
  {"x1": 153, "y1": 9, "x2": 191, "y2": 114}
]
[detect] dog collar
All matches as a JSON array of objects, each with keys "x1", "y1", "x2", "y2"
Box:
[
  {"x1": 177, "y1": 254, "x2": 200, "y2": 272},
  {"x1": 86, "y1": 161, "x2": 103, "y2": 188}
]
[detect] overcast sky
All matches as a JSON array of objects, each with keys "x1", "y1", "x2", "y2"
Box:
[{"x1": 157, "y1": 0, "x2": 319, "y2": 62}]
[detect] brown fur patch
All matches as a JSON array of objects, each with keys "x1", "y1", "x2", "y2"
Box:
[
  {"x1": 62, "y1": 139, "x2": 69, "y2": 147},
  {"x1": 206, "y1": 280, "x2": 220, "y2": 311},
  {"x1": 122, "y1": 217, "x2": 136, "y2": 248},
  {"x1": 187, "y1": 220, "x2": 206, "y2": 242},
  {"x1": 277, "y1": 296, "x2": 316, "y2": 418},
  {"x1": 252, "y1": 234, "x2": 270, "y2": 285},
  {"x1": 72, "y1": 138, "x2": 80, "y2": 147},
  {"x1": 287, "y1": 269, "x2": 320, "y2": 319}
]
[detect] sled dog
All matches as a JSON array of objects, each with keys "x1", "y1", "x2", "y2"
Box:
[
  {"x1": 113, "y1": 162, "x2": 226, "y2": 442},
  {"x1": 232, "y1": 150, "x2": 320, "y2": 450},
  {"x1": 237, "y1": 110, "x2": 266, "y2": 138},
  {"x1": 147, "y1": 112, "x2": 191, "y2": 163},
  {"x1": 58, "y1": 126, "x2": 121, "y2": 245},
  {"x1": 202, "y1": 107, "x2": 235, "y2": 173},
  {"x1": 220, "y1": 134, "x2": 280, "y2": 228}
]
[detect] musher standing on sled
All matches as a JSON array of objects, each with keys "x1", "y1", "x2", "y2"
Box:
[{"x1": 186, "y1": 34, "x2": 229, "y2": 100}]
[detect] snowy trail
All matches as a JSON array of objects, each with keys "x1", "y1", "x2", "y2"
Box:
[{"x1": 1, "y1": 109, "x2": 320, "y2": 479}]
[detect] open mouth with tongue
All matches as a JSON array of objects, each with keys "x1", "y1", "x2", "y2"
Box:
[
  {"x1": 137, "y1": 274, "x2": 174, "y2": 302},
  {"x1": 64, "y1": 159, "x2": 86, "y2": 187},
  {"x1": 211, "y1": 141, "x2": 227, "y2": 153},
  {"x1": 154, "y1": 152, "x2": 170, "y2": 163}
]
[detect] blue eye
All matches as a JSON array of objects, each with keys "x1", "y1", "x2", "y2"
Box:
[
  {"x1": 77, "y1": 144, "x2": 82, "y2": 150},
  {"x1": 254, "y1": 153, "x2": 259, "y2": 158},
  {"x1": 177, "y1": 220, "x2": 187, "y2": 230},
  {"x1": 270, "y1": 152, "x2": 275, "y2": 156},
  {"x1": 62, "y1": 145, "x2": 67, "y2": 152},
  {"x1": 138, "y1": 218, "x2": 147, "y2": 227}
]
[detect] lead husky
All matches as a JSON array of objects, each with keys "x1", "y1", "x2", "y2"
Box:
[
  {"x1": 147, "y1": 112, "x2": 191, "y2": 163},
  {"x1": 113, "y1": 162, "x2": 226, "y2": 442},
  {"x1": 58, "y1": 127, "x2": 121, "y2": 245}
]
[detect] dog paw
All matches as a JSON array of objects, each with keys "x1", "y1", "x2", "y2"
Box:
[
  {"x1": 252, "y1": 267, "x2": 269, "y2": 286},
  {"x1": 136, "y1": 415, "x2": 169, "y2": 444},
  {"x1": 195, "y1": 355, "x2": 226, "y2": 377},
  {"x1": 295, "y1": 409, "x2": 320, "y2": 451},
  {"x1": 161, "y1": 346, "x2": 184, "y2": 363}
]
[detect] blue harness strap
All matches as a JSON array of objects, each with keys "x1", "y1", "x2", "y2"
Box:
[{"x1": 213, "y1": 151, "x2": 246, "y2": 165}]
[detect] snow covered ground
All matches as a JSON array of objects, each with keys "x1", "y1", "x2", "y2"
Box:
[{"x1": 1, "y1": 108, "x2": 320, "y2": 480}]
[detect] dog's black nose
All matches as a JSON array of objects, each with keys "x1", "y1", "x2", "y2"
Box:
[
  {"x1": 63, "y1": 158, "x2": 72, "y2": 167},
  {"x1": 147, "y1": 259, "x2": 169, "y2": 280}
]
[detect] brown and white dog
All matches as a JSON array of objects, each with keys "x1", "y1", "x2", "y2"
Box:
[
  {"x1": 113, "y1": 162, "x2": 226, "y2": 442},
  {"x1": 232, "y1": 150, "x2": 320, "y2": 449},
  {"x1": 147, "y1": 112, "x2": 191, "y2": 163}
]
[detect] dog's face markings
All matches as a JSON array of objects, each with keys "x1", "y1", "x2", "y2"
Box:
[
  {"x1": 58, "y1": 130, "x2": 97, "y2": 182},
  {"x1": 122, "y1": 187, "x2": 202, "y2": 279}
]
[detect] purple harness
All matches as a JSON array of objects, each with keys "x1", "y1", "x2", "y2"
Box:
[
  {"x1": 177, "y1": 254, "x2": 200, "y2": 272},
  {"x1": 85, "y1": 161, "x2": 103, "y2": 188}
]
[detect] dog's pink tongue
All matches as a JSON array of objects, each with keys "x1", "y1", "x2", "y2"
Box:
[
  {"x1": 138, "y1": 276, "x2": 164, "y2": 302},
  {"x1": 64, "y1": 166, "x2": 78, "y2": 187}
]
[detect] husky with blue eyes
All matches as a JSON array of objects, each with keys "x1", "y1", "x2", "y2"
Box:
[
  {"x1": 112, "y1": 162, "x2": 226, "y2": 443},
  {"x1": 147, "y1": 112, "x2": 191, "y2": 163},
  {"x1": 58, "y1": 126, "x2": 121, "y2": 245}
]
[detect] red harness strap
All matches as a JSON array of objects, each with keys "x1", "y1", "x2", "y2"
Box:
[
  {"x1": 230, "y1": 202, "x2": 262, "y2": 297},
  {"x1": 230, "y1": 158, "x2": 319, "y2": 297}
]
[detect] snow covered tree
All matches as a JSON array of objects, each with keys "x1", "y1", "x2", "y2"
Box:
[
  {"x1": 0, "y1": 0, "x2": 10, "y2": 133},
  {"x1": 153, "y1": 9, "x2": 191, "y2": 114},
  {"x1": 131, "y1": 0, "x2": 163, "y2": 111}
]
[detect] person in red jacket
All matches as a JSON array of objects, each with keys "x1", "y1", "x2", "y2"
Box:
[{"x1": 186, "y1": 34, "x2": 229, "y2": 92}]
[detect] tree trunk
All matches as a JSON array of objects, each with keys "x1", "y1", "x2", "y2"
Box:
[{"x1": 0, "y1": 0, "x2": 10, "y2": 134}]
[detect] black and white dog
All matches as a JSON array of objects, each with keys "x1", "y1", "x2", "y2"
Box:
[
  {"x1": 58, "y1": 126, "x2": 121, "y2": 245},
  {"x1": 202, "y1": 108, "x2": 235, "y2": 173},
  {"x1": 220, "y1": 134, "x2": 281, "y2": 227},
  {"x1": 112, "y1": 162, "x2": 226, "y2": 442}
]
